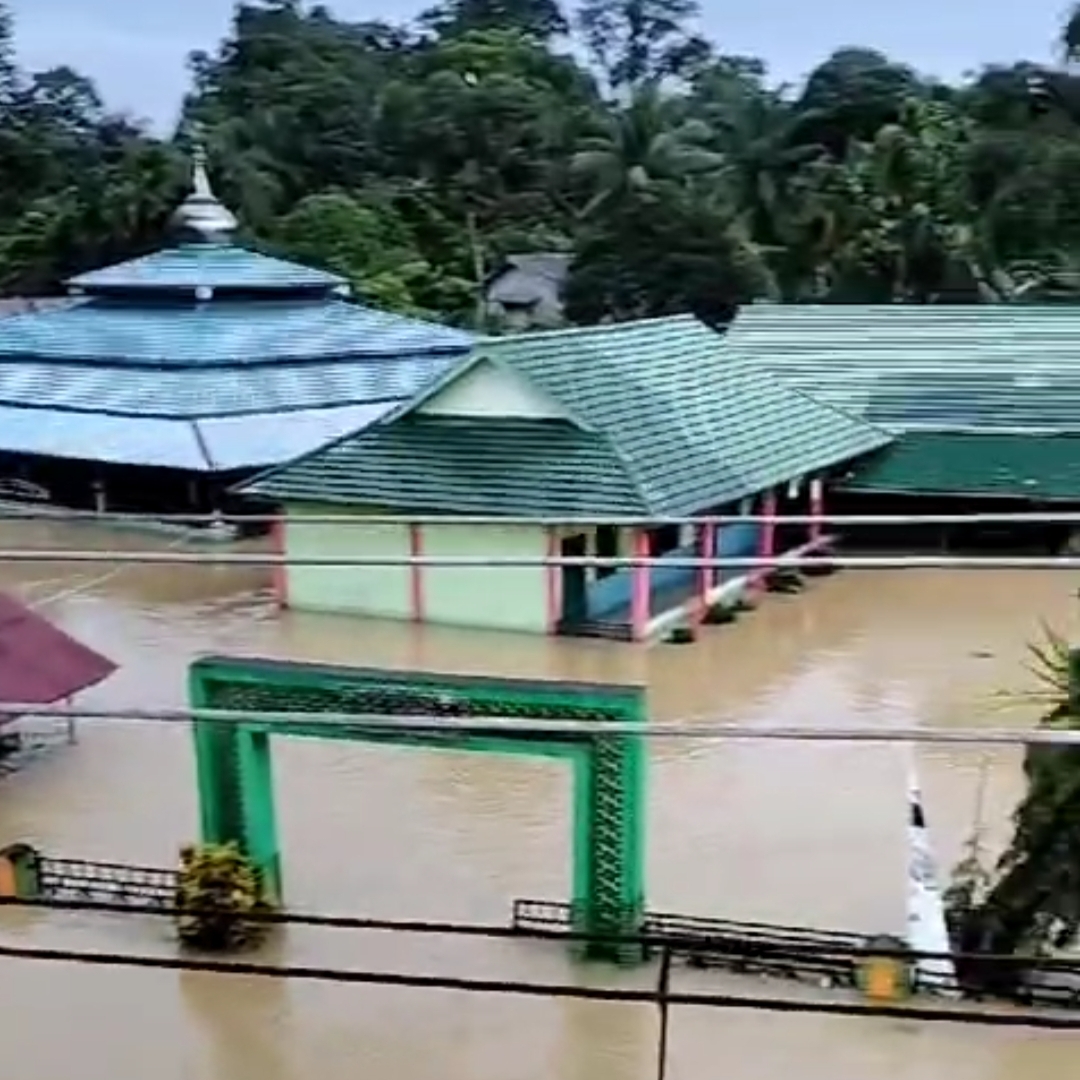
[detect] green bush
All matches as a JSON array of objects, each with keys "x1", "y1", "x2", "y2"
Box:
[{"x1": 175, "y1": 842, "x2": 269, "y2": 952}]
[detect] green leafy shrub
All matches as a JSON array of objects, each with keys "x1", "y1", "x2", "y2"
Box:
[{"x1": 175, "y1": 842, "x2": 269, "y2": 952}]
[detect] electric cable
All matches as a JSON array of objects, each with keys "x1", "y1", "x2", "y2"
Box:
[
  {"x1": 5, "y1": 508, "x2": 1080, "y2": 527},
  {"x1": 7, "y1": 550, "x2": 1080, "y2": 570},
  {"x1": 0, "y1": 938, "x2": 1076, "y2": 1029},
  {"x1": 4, "y1": 893, "x2": 1079, "y2": 972},
  {"x1": 0, "y1": 702, "x2": 1074, "y2": 746}
]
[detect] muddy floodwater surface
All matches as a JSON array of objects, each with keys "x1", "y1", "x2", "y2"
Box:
[{"x1": 0, "y1": 520, "x2": 1075, "y2": 1080}]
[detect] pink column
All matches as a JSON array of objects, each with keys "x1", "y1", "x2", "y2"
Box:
[
  {"x1": 697, "y1": 520, "x2": 715, "y2": 620},
  {"x1": 545, "y1": 527, "x2": 562, "y2": 634},
  {"x1": 270, "y1": 515, "x2": 289, "y2": 609},
  {"x1": 809, "y1": 477, "x2": 824, "y2": 545},
  {"x1": 630, "y1": 529, "x2": 652, "y2": 641},
  {"x1": 754, "y1": 490, "x2": 777, "y2": 588},
  {"x1": 409, "y1": 524, "x2": 424, "y2": 622}
]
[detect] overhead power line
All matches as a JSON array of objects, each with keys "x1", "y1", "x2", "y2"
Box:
[
  {"x1": 0, "y1": 938, "x2": 1076, "y2": 1029},
  {"x1": 0, "y1": 702, "x2": 1073, "y2": 745},
  {"x1": 6, "y1": 509, "x2": 1080, "y2": 527},
  {"x1": 6, "y1": 893, "x2": 1080, "y2": 971},
  {"x1": 4, "y1": 550, "x2": 1080, "y2": 569}
]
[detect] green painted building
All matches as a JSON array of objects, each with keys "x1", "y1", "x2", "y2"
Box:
[
  {"x1": 723, "y1": 303, "x2": 1080, "y2": 505},
  {"x1": 241, "y1": 315, "x2": 889, "y2": 640}
]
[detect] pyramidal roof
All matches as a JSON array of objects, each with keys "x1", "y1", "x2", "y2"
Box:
[
  {"x1": 68, "y1": 245, "x2": 348, "y2": 295},
  {"x1": 68, "y1": 143, "x2": 347, "y2": 298}
]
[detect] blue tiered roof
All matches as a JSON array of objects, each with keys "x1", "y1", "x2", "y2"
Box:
[{"x1": 0, "y1": 148, "x2": 473, "y2": 473}]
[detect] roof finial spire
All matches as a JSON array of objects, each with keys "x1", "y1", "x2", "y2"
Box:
[
  {"x1": 169, "y1": 129, "x2": 239, "y2": 245},
  {"x1": 191, "y1": 138, "x2": 213, "y2": 199}
]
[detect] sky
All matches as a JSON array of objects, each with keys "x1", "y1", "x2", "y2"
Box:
[{"x1": 5, "y1": 0, "x2": 1074, "y2": 131}]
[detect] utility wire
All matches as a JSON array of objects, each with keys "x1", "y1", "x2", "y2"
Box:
[
  {"x1": 7, "y1": 509, "x2": 1080, "y2": 527},
  {"x1": 0, "y1": 938, "x2": 1076, "y2": 1029},
  {"x1": 6, "y1": 550, "x2": 1080, "y2": 569},
  {"x1": 1, "y1": 702, "x2": 1075, "y2": 746},
  {"x1": 8, "y1": 894, "x2": 1080, "y2": 972}
]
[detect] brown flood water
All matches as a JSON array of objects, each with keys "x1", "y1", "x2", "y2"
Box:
[{"x1": 0, "y1": 520, "x2": 1077, "y2": 1079}]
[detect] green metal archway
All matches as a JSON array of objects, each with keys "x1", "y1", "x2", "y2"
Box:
[{"x1": 188, "y1": 656, "x2": 647, "y2": 961}]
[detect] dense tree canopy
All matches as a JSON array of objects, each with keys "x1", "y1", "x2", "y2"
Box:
[{"x1": 5, "y1": 0, "x2": 1080, "y2": 322}]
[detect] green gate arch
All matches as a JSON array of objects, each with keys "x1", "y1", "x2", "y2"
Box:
[{"x1": 188, "y1": 656, "x2": 647, "y2": 961}]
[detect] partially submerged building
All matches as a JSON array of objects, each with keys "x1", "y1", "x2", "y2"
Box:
[
  {"x1": 243, "y1": 315, "x2": 890, "y2": 640},
  {"x1": 724, "y1": 304, "x2": 1080, "y2": 544},
  {"x1": 0, "y1": 149, "x2": 472, "y2": 517}
]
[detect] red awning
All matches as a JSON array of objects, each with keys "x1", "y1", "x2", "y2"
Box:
[{"x1": 0, "y1": 593, "x2": 117, "y2": 719}]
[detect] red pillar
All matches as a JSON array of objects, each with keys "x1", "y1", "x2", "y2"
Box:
[
  {"x1": 409, "y1": 524, "x2": 424, "y2": 622},
  {"x1": 545, "y1": 527, "x2": 562, "y2": 634},
  {"x1": 631, "y1": 529, "x2": 652, "y2": 641},
  {"x1": 754, "y1": 490, "x2": 777, "y2": 588},
  {"x1": 270, "y1": 515, "x2": 289, "y2": 609},
  {"x1": 809, "y1": 477, "x2": 824, "y2": 545},
  {"x1": 697, "y1": 520, "x2": 715, "y2": 620}
]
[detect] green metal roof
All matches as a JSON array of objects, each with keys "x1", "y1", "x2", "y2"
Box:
[
  {"x1": 839, "y1": 432, "x2": 1080, "y2": 501},
  {"x1": 68, "y1": 244, "x2": 347, "y2": 295},
  {"x1": 723, "y1": 304, "x2": 1080, "y2": 434},
  {"x1": 247, "y1": 416, "x2": 646, "y2": 514},
  {"x1": 246, "y1": 314, "x2": 891, "y2": 515}
]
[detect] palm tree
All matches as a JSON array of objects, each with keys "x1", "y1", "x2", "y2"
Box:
[{"x1": 570, "y1": 83, "x2": 727, "y2": 216}]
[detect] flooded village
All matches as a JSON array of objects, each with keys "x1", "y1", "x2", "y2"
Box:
[{"x1": 0, "y1": 149, "x2": 1077, "y2": 1080}]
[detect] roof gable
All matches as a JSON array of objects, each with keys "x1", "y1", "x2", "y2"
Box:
[
  {"x1": 415, "y1": 356, "x2": 575, "y2": 422},
  {"x1": 245, "y1": 314, "x2": 890, "y2": 514},
  {"x1": 460, "y1": 316, "x2": 890, "y2": 511},
  {"x1": 724, "y1": 303, "x2": 1080, "y2": 434}
]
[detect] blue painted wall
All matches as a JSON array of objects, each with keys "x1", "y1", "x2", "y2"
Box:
[{"x1": 585, "y1": 522, "x2": 763, "y2": 621}]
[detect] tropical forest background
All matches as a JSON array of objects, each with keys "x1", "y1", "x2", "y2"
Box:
[{"x1": 5, "y1": 0, "x2": 1080, "y2": 326}]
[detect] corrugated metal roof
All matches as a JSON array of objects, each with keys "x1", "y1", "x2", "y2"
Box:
[
  {"x1": 723, "y1": 304, "x2": 1080, "y2": 434},
  {"x1": 0, "y1": 298, "x2": 472, "y2": 368},
  {"x1": 839, "y1": 432, "x2": 1080, "y2": 501},
  {"x1": 196, "y1": 403, "x2": 394, "y2": 471},
  {"x1": 248, "y1": 315, "x2": 892, "y2": 514},
  {"x1": 0, "y1": 405, "x2": 211, "y2": 469},
  {"x1": 68, "y1": 245, "x2": 347, "y2": 294},
  {"x1": 0, "y1": 402, "x2": 398, "y2": 472},
  {"x1": 0, "y1": 352, "x2": 455, "y2": 417},
  {"x1": 247, "y1": 417, "x2": 644, "y2": 513}
]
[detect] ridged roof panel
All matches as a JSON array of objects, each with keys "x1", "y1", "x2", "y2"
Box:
[
  {"x1": 0, "y1": 401, "x2": 395, "y2": 472},
  {"x1": 724, "y1": 304, "x2": 1080, "y2": 433},
  {"x1": 68, "y1": 245, "x2": 346, "y2": 294},
  {"x1": 0, "y1": 352, "x2": 456, "y2": 417},
  {"x1": 248, "y1": 315, "x2": 892, "y2": 513},
  {"x1": 840, "y1": 432, "x2": 1080, "y2": 501},
  {"x1": 0, "y1": 298, "x2": 472, "y2": 368}
]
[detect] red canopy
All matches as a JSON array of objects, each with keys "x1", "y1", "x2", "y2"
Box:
[{"x1": 0, "y1": 593, "x2": 117, "y2": 721}]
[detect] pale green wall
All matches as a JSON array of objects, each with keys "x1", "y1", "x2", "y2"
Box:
[
  {"x1": 284, "y1": 503, "x2": 411, "y2": 620},
  {"x1": 423, "y1": 523, "x2": 548, "y2": 633},
  {"x1": 282, "y1": 505, "x2": 549, "y2": 633}
]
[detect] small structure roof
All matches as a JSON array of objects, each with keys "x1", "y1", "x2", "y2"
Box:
[
  {"x1": 0, "y1": 593, "x2": 116, "y2": 719},
  {"x1": 245, "y1": 315, "x2": 891, "y2": 515},
  {"x1": 838, "y1": 432, "x2": 1080, "y2": 501},
  {"x1": 723, "y1": 303, "x2": 1080, "y2": 434},
  {"x1": 68, "y1": 245, "x2": 347, "y2": 296}
]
